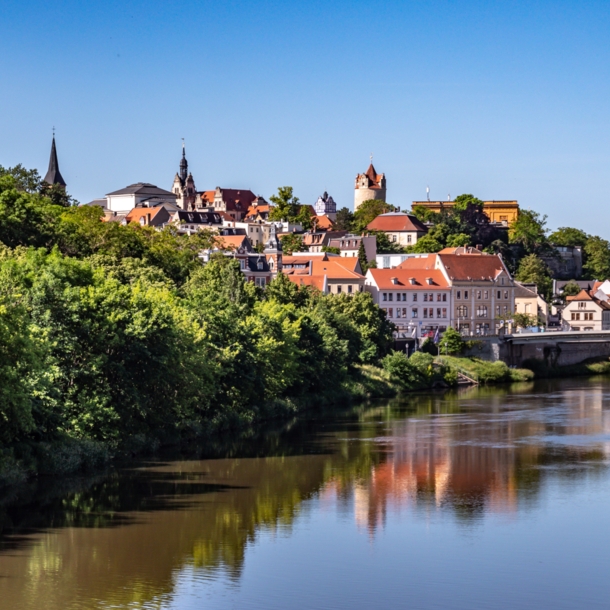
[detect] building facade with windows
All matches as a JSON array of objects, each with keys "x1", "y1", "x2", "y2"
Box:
[
  {"x1": 562, "y1": 289, "x2": 610, "y2": 331},
  {"x1": 365, "y1": 269, "x2": 451, "y2": 339},
  {"x1": 395, "y1": 248, "x2": 516, "y2": 336},
  {"x1": 366, "y1": 212, "x2": 428, "y2": 247}
]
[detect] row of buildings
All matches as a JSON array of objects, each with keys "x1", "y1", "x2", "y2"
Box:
[{"x1": 43, "y1": 137, "x2": 602, "y2": 337}]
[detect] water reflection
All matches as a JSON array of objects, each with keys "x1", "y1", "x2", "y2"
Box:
[{"x1": 1, "y1": 378, "x2": 610, "y2": 610}]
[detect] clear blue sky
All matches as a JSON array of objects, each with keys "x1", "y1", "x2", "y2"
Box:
[{"x1": 1, "y1": 0, "x2": 609, "y2": 234}]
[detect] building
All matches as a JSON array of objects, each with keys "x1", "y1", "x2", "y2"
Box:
[
  {"x1": 396, "y1": 248, "x2": 516, "y2": 336},
  {"x1": 43, "y1": 136, "x2": 66, "y2": 188},
  {"x1": 354, "y1": 163, "x2": 386, "y2": 211},
  {"x1": 376, "y1": 253, "x2": 429, "y2": 269},
  {"x1": 542, "y1": 245, "x2": 583, "y2": 279},
  {"x1": 366, "y1": 212, "x2": 428, "y2": 247},
  {"x1": 169, "y1": 210, "x2": 224, "y2": 234},
  {"x1": 171, "y1": 143, "x2": 197, "y2": 209},
  {"x1": 125, "y1": 206, "x2": 171, "y2": 228},
  {"x1": 105, "y1": 183, "x2": 178, "y2": 213},
  {"x1": 411, "y1": 200, "x2": 519, "y2": 225},
  {"x1": 314, "y1": 192, "x2": 337, "y2": 220},
  {"x1": 282, "y1": 253, "x2": 365, "y2": 295},
  {"x1": 302, "y1": 230, "x2": 347, "y2": 253},
  {"x1": 563, "y1": 289, "x2": 610, "y2": 331},
  {"x1": 206, "y1": 188, "x2": 259, "y2": 221},
  {"x1": 514, "y1": 282, "x2": 548, "y2": 325},
  {"x1": 244, "y1": 198, "x2": 272, "y2": 221},
  {"x1": 328, "y1": 234, "x2": 376, "y2": 260},
  {"x1": 365, "y1": 268, "x2": 451, "y2": 339}
]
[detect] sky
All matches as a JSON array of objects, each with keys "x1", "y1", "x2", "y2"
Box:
[{"x1": 1, "y1": 0, "x2": 609, "y2": 234}]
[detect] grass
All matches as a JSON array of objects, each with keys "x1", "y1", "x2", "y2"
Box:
[{"x1": 436, "y1": 355, "x2": 535, "y2": 384}]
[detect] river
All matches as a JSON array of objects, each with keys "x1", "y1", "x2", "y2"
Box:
[{"x1": 1, "y1": 377, "x2": 610, "y2": 609}]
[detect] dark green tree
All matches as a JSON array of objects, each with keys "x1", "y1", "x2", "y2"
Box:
[
  {"x1": 352, "y1": 199, "x2": 395, "y2": 234},
  {"x1": 515, "y1": 254, "x2": 553, "y2": 300},
  {"x1": 583, "y1": 236, "x2": 610, "y2": 280},
  {"x1": 334, "y1": 207, "x2": 354, "y2": 231}
]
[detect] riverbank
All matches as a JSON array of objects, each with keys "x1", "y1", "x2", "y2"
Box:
[{"x1": 3, "y1": 355, "x2": 610, "y2": 487}]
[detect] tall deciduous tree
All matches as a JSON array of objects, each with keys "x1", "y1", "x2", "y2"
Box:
[
  {"x1": 583, "y1": 236, "x2": 610, "y2": 280},
  {"x1": 269, "y1": 187, "x2": 300, "y2": 222},
  {"x1": 352, "y1": 199, "x2": 395, "y2": 234},
  {"x1": 515, "y1": 254, "x2": 553, "y2": 300},
  {"x1": 509, "y1": 209, "x2": 549, "y2": 254},
  {"x1": 334, "y1": 207, "x2": 354, "y2": 231}
]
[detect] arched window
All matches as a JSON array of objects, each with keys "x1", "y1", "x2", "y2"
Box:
[{"x1": 457, "y1": 305, "x2": 468, "y2": 317}]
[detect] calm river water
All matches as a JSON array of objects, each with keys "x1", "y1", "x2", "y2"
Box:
[{"x1": 1, "y1": 378, "x2": 610, "y2": 610}]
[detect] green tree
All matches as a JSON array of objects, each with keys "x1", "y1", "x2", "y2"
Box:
[
  {"x1": 0, "y1": 164, "x2": 42, "y2": 193},
  {"x1": 509, "y1": 209, "x2": 549, "y2": 254},
  {"x1": 513, "y1": 312, "x2": 538, "y2": 329},
  {"x1": 352, "y1": 199, "x2": 395, "y2": 234},
  {"x1": 583, "y1": 236, "x2": 610, "y2": 280},
  {"x1": 515, "y1": 254, "x2": 552, "y2": 300},
  {"x1": 334, "y1": 207, "x2": 354, "y2": 231},
  {"x1": 411, "y1": 205, "x2": 439, "y2": 224},
  {"x1": 453, "y1": 193, "x2": 484, "y2": 212},
  {"x1": 562, "y1": 280, "x2": 582, "y2": 298},
  {"x1": 369, "y1": 230, "x2": 404, "y2": 254},
  {"x1": 279, "y1": 233, "x2": 305, "y2": 255},
  {"x1": 438, "y1": 327, "x2": 465, "y2": 355},
  {"x1": 549, "y1": 227, "x2": 589, "y2": 247},
  {"x1": 269, "y1": 187, "x2": 300, "y2": 221},
  {"x1": 357, "y1": 240, "x2": 369, "y2": 274}
]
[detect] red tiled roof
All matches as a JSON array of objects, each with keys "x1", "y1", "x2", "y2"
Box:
[
  {"x1": 199, "y1": 190, "x2": 216, "y2": 205},
  {"x1": 313, "y1": 215, "x2": 335, "y2": 231},
  {"x1": 216, "y1": 235, "x2": 249, "y2": 250},
  {"x1": 125, "y1": 207, "x2": 163, "y2": 224},
  {"x1": 366, "y1": 213, "x2": 427, "y2": 233},
  {"x1": 566, "y1": 289, "x2": 593, "y2": 302},
  {"x1": 245, "y1": 204, "x2": 271, "y2": 219},
  {"x1": 396, "y1": 254, "x2": 437, "y2": 270},
  {"x1": 286, "y1": 275, "x2": 326, "y2": 291},
  {"x1": 437, "y1": 253, "x2": 508, "y2": 281},
  {"x1": 218, "y1": 189, "x2": 257, "y2": 211},
  {"x1": 363, "y1": 163, "x2": 383, "y2": 188},
  {"x1": 311, "y1": 260, "x2": 364, "y2": 280},
  {"x1": 367, "y1": 268, "x2": 449, "y2": 290}
]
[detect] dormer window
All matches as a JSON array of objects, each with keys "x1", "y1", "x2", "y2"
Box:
[
  {"x1": 426, "y1": 278, "x2": 433, "y2": 285},
  {"x1": 391, "y1": 277, "x2": 398, "y2": 285},
  {"x1": 409, "y1": 278, "x2": 416, "y2": 285},
  {"x1": 257, "y1": 261, "x2": 263, "y2": 270}
]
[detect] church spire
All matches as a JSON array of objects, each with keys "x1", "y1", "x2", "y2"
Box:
[
  {"x1": 179, "y1": 138, "x2": 188, "y2": 184},
  {"x1": 43, "y1": 133, "x2": 66, "y2": 187}
]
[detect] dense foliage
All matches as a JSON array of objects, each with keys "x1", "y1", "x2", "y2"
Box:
[{"x1": 0, "y1": 173, "x2": 395, "y2": 454}]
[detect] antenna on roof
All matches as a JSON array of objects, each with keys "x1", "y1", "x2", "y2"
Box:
[
  {"x1": 447, "y1": 193, "x2": 451, "y2": 201},
  {"x1": 370, "y1": 152, "x2": 373, "y2": 164},
  {"x1": 181, "y1": 137, "x2": 185, "y2": 151},
  {"x1": 426, "y1": 185, "x2": 430, "y2": 202}
]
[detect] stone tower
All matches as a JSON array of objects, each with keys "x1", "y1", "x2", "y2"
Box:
[
  {"x1": 43, "y1": 135, "x2": 66, "y2": 188},
  {"x1": 172, "y1": 142, "x2": 197, "y2": 210},
  {"x1": 354, "y1": 162, "x2": 386, "y2": 211}
]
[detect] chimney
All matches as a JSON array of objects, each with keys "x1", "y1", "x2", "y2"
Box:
[{"x1": 147, "y1": 213, "x2": 151, "y2": 225}]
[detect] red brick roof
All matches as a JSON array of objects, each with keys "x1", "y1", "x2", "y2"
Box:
[
  {"x1": 286, "y1": 275, "x2": 326, "y2": 291},
  {"x1": 437, "y1": 253, "x2": 508, "y2": 281},
  {"x1": 312, "y1": 215, "x2": 335, "y2": 231},
  {"x1": 366, "y1": 213, "x2": 427, "y2": 233},
  {"x1": 125, "y1": 207, "x2": 164, "y2": 224},
  {"x1": 367, "y1": 268, "x2": 449, "y2": 290},
  {"x1": 216, "y1": 235, "x2": 249, "y2": 250}
]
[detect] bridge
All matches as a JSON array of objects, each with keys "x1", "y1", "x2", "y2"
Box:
[{"x1": 464, "y1": 331, "x2": 610, "y2": 368}]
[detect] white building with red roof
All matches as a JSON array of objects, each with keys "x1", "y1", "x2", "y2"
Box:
[
  {"x1": 366, "y1": 212, "x2": 428, "y2": 247},
  {"x1": 563, "y1": 289, "x2": 610, "y2": 331}
]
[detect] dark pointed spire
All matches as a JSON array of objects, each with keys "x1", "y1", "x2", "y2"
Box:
[
  {"x1": 179, "y1": 139, "x2": 188, "y2": 183},
  {"x1": 44, "y1": 135, "x2": 66, "y2": 187}
]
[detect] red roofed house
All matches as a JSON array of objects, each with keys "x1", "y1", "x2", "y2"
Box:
[
  {"x1": 365, "y1": 268, "x2": 451, "y2": 338},
  {"x1": 562, "y1": 289, "x2": 610, "y2": 331},
  {"x1": 125, "y1": 206, "x2": 171, "y2": 227},
  {"x1": 366, "y1": 212, "x2": 428, "y2": 247},
  {"x1": 204, "y1": 187, "x2": 259, "y2": 221}
]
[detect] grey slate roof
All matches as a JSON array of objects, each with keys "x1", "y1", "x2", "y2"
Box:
[
  {"x1": 173, "y1": 211, "x2": 223, "y2": 225},
  {"x1": 106, "y1": 183, "x2": 176, "y2": 197},
  {"x1": 43, "y1": 137, "x2": 66, "y2": 187}
]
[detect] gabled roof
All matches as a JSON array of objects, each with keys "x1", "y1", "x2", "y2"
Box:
[
  {"x1": 437, "y1": 253, "x2": 508, "y2": 281},
  {"x1": 172, "y1": 210, "x2": 223, "y2": 225},
  {"x1": 396, "y1": 254, "x2": 437, "y2": 270},
  {"x1": 125, "y1": 207, "x2": 167, "y2": 225},
  {"x1": 217, "y1": 189, "x2": 258, "y2": 211},
  {"x1": 366, "y1": 212, "x2": 427, "y2": 233},
  {"x1": 286, "y1": 275, "x2": 326, "y2": 291},
  {"x1": 217, "y1": 235, "x2": 250, "y2": 250},
  {"x1": 310, "y1": 260, "x2": 364, "y2": 280},
  {"x1": 199, "y1": 190, "x2": 216, "y2": 205},
  {"x1": 245, "y1": 204, "x2": 271, "y2": 219},
  {"x1": 566, "y1": 289, "x2": 593, "y2": 302},
  {"x1": 367, "y1": 268, "x2": 450, "y2": 290},
  {"x1": 312, "y1": 215, "x2": 335, "y2": 231},
  {"x1": 107, "y1": 183, "x2": 176, "y2": 198}
]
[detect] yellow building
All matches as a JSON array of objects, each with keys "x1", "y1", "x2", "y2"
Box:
[{"x1": 411, "y1": 200, "x2": 519, "y2": 224}]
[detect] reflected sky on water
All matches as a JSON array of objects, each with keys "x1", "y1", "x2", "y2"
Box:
[{"x1": 1, "y1": 378, "x2": 610, "y2": 609}]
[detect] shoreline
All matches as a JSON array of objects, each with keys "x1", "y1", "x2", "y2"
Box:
[{"x1": 2, "y1": 357, "x2": 610, "y2": 488}]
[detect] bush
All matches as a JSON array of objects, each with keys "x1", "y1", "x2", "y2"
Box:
[
  {"x1": 419, "y1": 338, "x2": 438, "y2": 356},
  {"x1": 438, "y1": 327, "x2": 465, "y2": 355}
]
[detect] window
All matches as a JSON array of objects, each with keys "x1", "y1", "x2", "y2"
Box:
[
  {"x1": 476, "y1": 305, "x2": 488, "y2": 317},
  {"x1": 457, "y1": 305, "x2": 468, "y2": 317},
  {"x1": 337, "y1": 285, "x2": 342, "y2": 293},
  {"x1": 429, "y1": 293, "x2": 433, "y2": 302},
  {"x1": 496, "y1": 305, "x2": 500, "y2": 315},
  {"x1": 524, "y1": 304, "x2": 530, "y2": 313},
  {"x1": 391, "y1": 235, "x2": 397, "y2": 242},
  {"x1": 501, "y1": 277, "x2": 505, "y2": 285},
  {"x1": 437, "y1": 308, "x2": 442, "y2": 318},
  {"x1": 382, "y1": 293, "x2": 387, "y2": 302},
  {"x1": 578, "y1": 302, "x2": 586, "y2": 309},
  {"x1": 383, "y1": 256, "x2": 390, "y2": 268},
  {"x1": 442, "y1": 308, "x2": 447, "y2": 318},
  {"x1": 504, "y1": 306, "x2": 508, "y2": 314},
  {"x1": 413, "y1": 293, "x2": 418, "y2": 302},
  {"x1": 442, "y1": 293, "x2": 447, "y2": 302},
  {"x1": 437, "y1": 293, "x2": 442, "y2": 302},
  {"x1": 402, "y1": 293, "x2": 407, "y2": 301},
  {"x1": 477, "y1": 290, "x2": 482, "y2": 299},
  {"x1": 388, "y1": 293, "x2": 393, "y2": 301},
  {"x1": 397, "y1": 308, "x2": 402, "y2": 318},
  {"x1": 424, "y1": 294, "x2": 428, "y2": 302},
  {"x1": 571, "y1": 312, "x2": 580, "y2": 321},
  {"x1": 412, "y1": 308, "x2": 418, "y2": 318},
  {"x1": 407, "y1": 234, "x2": 412, "y2": 244},
  {"x1": 457, "y1": 290, "x2": 461, "y2": 299},
  {"x1": 484, "y1": 290, "x2": 489, "y2": 299},
  {"x1": 348, "y1": 285, "x2": 352, "y2": 294},
  {"x1": 504, "y1": 291, "x2": 508, "y2": 299},
  {"x1": 255, "y1": 277, "x2": 266, "y2": 288},
  {"x1": 388, "y1": 308, "x2": 393, "y2": 318},
  {"x1": 402, "y1": 308, "x2": 407, "y2": 318},
  {"x1": 424, "y1": 308, "x2": 428, "y2": 319},
  {"x1": 584, "y1": 312, "x2": 594, "y2": 321},
  {"x1": 429, "y1": 308, "x2": 434, "y2": 318},
  {"x1": 497, "y1": 290, "x2": 501, "y2": 299},
  {"x1": 464, "y1": 290, "x2": 469, "y2": 299}
]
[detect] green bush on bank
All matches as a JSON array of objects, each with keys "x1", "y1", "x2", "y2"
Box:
[{"x1": 436, "y1": 356, "x2": 534, "y2": 384}]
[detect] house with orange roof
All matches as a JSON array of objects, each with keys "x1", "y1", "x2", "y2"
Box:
[
  {"x1": 365, "y1": 268, "x2": 451, "y2": 338},
  {"x1": 282, "y1": 254, "x2": 365, "y2": 295},
  {"x1": 563, "y1": 289, "x2": 610, "y2": 331},
  {"x1": 125, "y1": 206, "x2": 171, "y2": 227},
  {"x1": 366, "y1": 212, "x2": 427, "y2": 247}
]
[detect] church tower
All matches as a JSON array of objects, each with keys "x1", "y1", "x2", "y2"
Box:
[
  {"x1": 43, "y1": 135, "x2": 66, "y2": 188},
  {"x1": 354, "y1": 161, "x2": 386, "y2": 211},
  {"x1": 264, "y1": 224, "x2": 283, "y2": 275},
  {"x1": 314, "y1": 191, "x2": 337, "y2": 221},
  {"x1": 172, "y1": 141, "x2": 197, "y2": 210}
]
